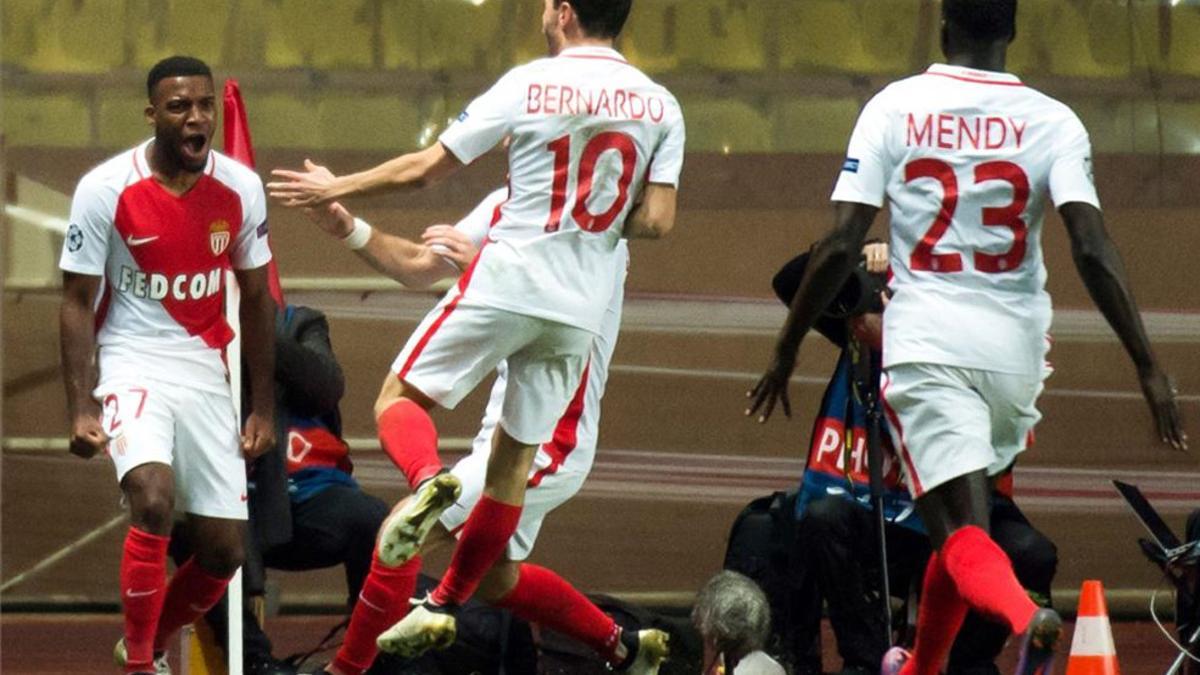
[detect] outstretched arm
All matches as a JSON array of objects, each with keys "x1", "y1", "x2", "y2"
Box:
[
  {"x1": 307, "y1": 201, "x2": 463, "y2": 289},
  {"x1": 1060, "y1": 201, "x2": 1187, "y2": 450},
  {"x1": 747, "y1": 201, "x2": 879, "y2": 422},
  {"x1": 290, "y1": 159, "x2": 467, "y2": 288},
  {"x1": 268, "y1": 145, "x2": 464, "y2": 208}
]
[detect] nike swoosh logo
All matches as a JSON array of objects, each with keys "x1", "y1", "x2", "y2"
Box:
[
  {"x1": 125, "y1": 235, "x2": 159, "y2": 247},
  {"x1": 126, "y1": 588, "x2": 159, "y2": 598}
]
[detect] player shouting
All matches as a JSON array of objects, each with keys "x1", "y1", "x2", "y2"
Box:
[
  {"x1": 60, "y1": 56, "x2": 277, "y2": 674},
  {"x1": 748, "y1": 2, "x2": 1186, "y2": 674}
]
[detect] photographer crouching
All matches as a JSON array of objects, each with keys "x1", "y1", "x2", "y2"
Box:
[{"x1": 772, "y1": 243, "x2": 1058, "y2": 675}]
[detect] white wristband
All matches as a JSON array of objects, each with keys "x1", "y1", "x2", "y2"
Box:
[{"x1": 341, "y1": 217, "x2": 373, "y2": 250}]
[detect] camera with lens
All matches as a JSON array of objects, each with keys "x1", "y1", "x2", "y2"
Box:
[
  {"x1": 824, "y1": 260, "x2": 888, "y2": 319},
  {"x1": 771, "y1": 247, "x2": 890, "y2": 322}
]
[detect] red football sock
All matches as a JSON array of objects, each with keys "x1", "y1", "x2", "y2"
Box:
[
  {"x1": 378, "y1": 398, "x2": 442, "y2": 490},
  {"x1": 431, "y1": 496, "x2": 522, "y2": 606},
  {"x1": 941, "y1": 525, "x2": 1038, "y2": 634},
  {"x1": 120, "y1": 527, "x2": 170, "y2": 673},
  {"x1": 332, "y1": 555, "x2": 422, "y2": 675},
  {"x1": 496, "y1": 564, "x2": 621, "y2": 661},
  {"x1": 153, "y1": 557, "x2": 232, "y2": 651},
  {"x1": 900, "y1": 552, "x2": 968, "y2": 675}
]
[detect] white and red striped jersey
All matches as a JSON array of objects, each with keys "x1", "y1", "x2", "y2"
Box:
[
  {"x1": 832, "y1": 64, "x2": 1100, "y2": 376},
  {"x1": 439, "y1": 45, "x2": 683, "y2": 334},
  {"x1": 451, "y1": 187, "x2": 628, "y2": 484},
  {"x1": 59, "y1": 140, "x2": 272, "y2": 392}
]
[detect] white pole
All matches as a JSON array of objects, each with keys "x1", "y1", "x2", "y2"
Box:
[{"x1": 225, "y1": 269, "x2": 244, "y2": 675}]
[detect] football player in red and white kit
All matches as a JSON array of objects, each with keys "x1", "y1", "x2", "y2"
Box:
[
  {"x1": 59, "y1": 56, "x2": 277, "y2": 675},
  {"x1": 748, "y1": 3, "x2": 1185, "y2": 675},
  {"x1": 297, "y1": 189, "x2": 643, "y2": 673},
  {"x1": 269, "y1": 0, "x2": 682, "y2": 670}
]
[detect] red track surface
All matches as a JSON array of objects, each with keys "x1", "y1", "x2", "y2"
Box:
[{"x1": 0, "y1": 614, "x2": 1189, "y2": 674}]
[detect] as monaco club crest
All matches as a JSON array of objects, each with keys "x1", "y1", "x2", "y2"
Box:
[{"x1": 209, "y1": 220, "x2": 231, "y2": 256}]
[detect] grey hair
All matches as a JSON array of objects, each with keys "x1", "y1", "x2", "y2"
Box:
[{"x1": 691, "y1": 571, "x2": 772, "y2": 663}]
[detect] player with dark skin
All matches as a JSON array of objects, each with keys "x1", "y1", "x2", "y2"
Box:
[
  {"x1": 748, "y1": 0, "x2": 1184, "y2": 546},
  {"x1": 61, "y1": 72, "x2": 276, "y2": 578},
  {"x1": 748, "y1": 9, "x2": 1186, "y2": 673}
]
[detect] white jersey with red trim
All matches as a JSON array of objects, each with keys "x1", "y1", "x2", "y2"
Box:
[
  {"x1": 832, "y1": 63, "x2": 1100, "y2": 376},
  {"x1": 59, "y1": 139, "x2": 272, "y2": 393},
  {"x1": 439, "y1": 45, "x2": 682, "y2": 334},
  {"x1": 451, "y1": 187, "x2": 628, "y2": 486}
]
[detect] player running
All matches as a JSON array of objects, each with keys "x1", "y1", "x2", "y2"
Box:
[
  {"x1": 269, "y1": 0, "x2": 684, "y2": 670},
  {"x1": 747, "y1": 2, "x2": 1186, "y2": 674},
  {"x1": 59, "y1": 56, "x2": 277, "y2": 675},
  {"x1": 296, "y1": 188, "x2": 650, "y2": 673}
]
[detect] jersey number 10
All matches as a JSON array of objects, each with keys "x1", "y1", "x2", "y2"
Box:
[
  {"x1": 544, "y1": 131, "x2": 638, "y2": 234},
  {"x1": 906, "y1": 159, "x2": 1030, "y2": 274}
]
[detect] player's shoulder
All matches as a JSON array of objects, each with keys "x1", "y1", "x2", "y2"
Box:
[
  {"x1": 77, "y1": 144, "x2": 142, "y2": 194},
  {"x1": 73, "y1": 145, "x2": 145, "y2": 213},
  {"x1": 1018, "y1": 83, "x2": 1083, "y2": 125},
  {"x1": 873, "y1": 71, "x2": 932, "y2": 105},
  {"x1": 209, "y1": 151, "x2": 265, "y2": 196},
  {"x1": 499, "y1": 56, "x2": 550, "y2": 83},
  {"x1": 637, "y1": 68, "x2": 680, "y2": 104}
]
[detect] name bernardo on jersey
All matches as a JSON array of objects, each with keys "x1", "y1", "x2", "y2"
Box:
[
  {"x1": 115, "y1": 265, "x2": 223, "y2": 302},
  {"x1": 525, "y1": 83, "x2": 667, "y2": 123}
]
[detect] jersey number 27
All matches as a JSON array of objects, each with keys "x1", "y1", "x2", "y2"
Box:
[
  {"x1": 906, "y1": 159, "x2": 1029, "y2": 274},
  {"x1": 544, "y1": 132, "x2": 637, "y2": 234}
]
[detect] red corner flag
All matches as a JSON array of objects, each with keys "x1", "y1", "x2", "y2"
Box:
[{"x1": 223, "y1": 79, "x2": 284, "y2": 306}]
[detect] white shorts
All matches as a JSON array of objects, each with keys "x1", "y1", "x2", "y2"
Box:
[
  {"x1": 881, "y1": 362, "x2": 1044, "y2": 498},
  {"x1": 96, "y1": 377, "x2": 247, "y2": 520},
  {"x1": 392, "y1": 297, "x2": 593, "y2": 445}
]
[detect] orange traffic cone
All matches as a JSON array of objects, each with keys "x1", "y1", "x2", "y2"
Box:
[{"x1": 1065, "y1": 580, "x2": 1120, "y2": 674}]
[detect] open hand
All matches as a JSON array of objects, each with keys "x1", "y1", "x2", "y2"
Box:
[
  {"x1": 69, "y1": 414, "x2": 108, "y2": 458},
  {"x1": 746, "y1": 350, "x2": 795, "y2": 423},
  {"x1": 268, "y1": 159, "x2": 339, "y2": 208},
  {"x1": 1139, "y1": 368, "x2": 1188, "y2": 451}
]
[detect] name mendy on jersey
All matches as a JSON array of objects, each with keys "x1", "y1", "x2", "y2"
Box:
[
  {"x1": 906, "y1": 112, "x2": 1028, "y2": 150},
  {"x1": 115, "y1": 265, "x2": 223, "y2": 301}
]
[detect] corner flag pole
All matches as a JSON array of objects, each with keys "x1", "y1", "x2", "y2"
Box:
[
  {"x1": 224, "y1": 270, "x2": 244, "y2": 675},
  {"x1": 220, "y1": 77, "x2": 268, "y2": 675}
]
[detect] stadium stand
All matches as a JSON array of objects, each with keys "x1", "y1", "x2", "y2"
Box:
[
  {"x1": 680, "y1": 97, "x2": 773, "y2": 153},
  {"x1": 2, "y1": 0, "x2": 126, "y2": 73},
  {"x1": 772, "y1": 97, "x2": 862, "y2": 154},
  {"x1": 675, "y1": 0, "x2": 769, "y2": 73},
  {"x1": 381, "y1": 0, "x2": 506, "y2": 73},
  {"x1": 264, "y1": 0, "x2": 375, "y2": 69},
  {"x1": 1044, "y1": 0, "x2": 1139, "y2": 78},
  {"x1": 779, "y1": 0, "x2": 925, "y2": 75},
  {"x1": 1165, "y1": 4, "x2": 1200, "y2": 77},
  {"x1": 2, "y1": 93, "x2": 92, "y2": 147}
]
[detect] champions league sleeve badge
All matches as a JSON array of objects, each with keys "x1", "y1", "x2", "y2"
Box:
[{"x1": 67, "y1": 223, "x2": 84, "y2": 252}]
